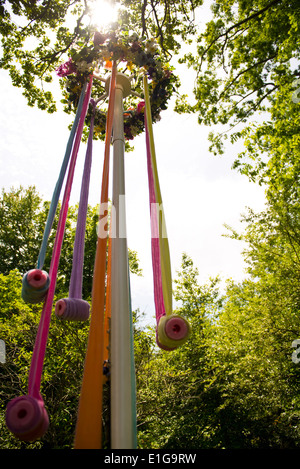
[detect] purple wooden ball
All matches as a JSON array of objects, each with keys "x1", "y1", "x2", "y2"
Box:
[
  {"x1": 5, "y1": 395, "x2": 49, "y2": 441},
  {"x1": 55, "y1": 298, "x2": 90, "y2": 321}
]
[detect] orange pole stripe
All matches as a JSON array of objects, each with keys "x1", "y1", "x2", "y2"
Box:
[
  {"x1": 102, "y1": 224, "x2": 112, "y2": 389},
  {"x1": 103, "y1": 228, "x2": 112, "y2": 365},
  {"x1": 73, "y1": 63, "x2": 117, "y2": 449}
]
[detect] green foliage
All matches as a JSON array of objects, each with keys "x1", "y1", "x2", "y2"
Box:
[
  {"x1": 1, "y1": 0, "x2": 299, "y2": 179},
  {"x1": 1, "y1": 0, "x2": 300, "y2": 450},
  {"x1": 176, "y1": 0, "x2": 300, "y2": 168},
  {"x1": 0, "y1": 186, "x2": 44, "y2": 274},
  {"x1": 0, "y1": 0, "x2": 203, "y2": 115},
  {"x1": 0, "y1": 269, "x2": 90, "y2": 449},
  {"x1": 0, "y1": 186, "x2": 142, "y2": 298},
  {"x1": 232, "y1": 79, "x2": 300, "y2": 191},
  {"x1": 0, "y1": 186, "x2": 144, "y2": 448},
  {"x1": 135, "y1": 246, "x2": 300, "y2": 448},
  {"x1": 117, "y1": 0, "x2": 204, "y2": 57},
  {"x1": 207, "y1": 277, "x2": 300, "y2": 448},
  {"x1": 0, "y1": 0, "x2": 92, "y2": 112},
  {"x1": 136, "y1": 254, "x2": 224, "y2": 449},
  {"x1": 1, "y1": 201, "x2": 300, "y2": 447},
  {"x1": 173, "y1": 252, "x2": 223, "y2": 322}
]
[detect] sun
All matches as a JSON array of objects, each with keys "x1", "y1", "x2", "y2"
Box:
[{"x1": 89, "y1": 0, "x2": 120, "y2": 29}]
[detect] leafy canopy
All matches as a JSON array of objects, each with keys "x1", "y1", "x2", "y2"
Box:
[
  {"x1": 2, "y1": 0, "x2": 299, "y2": 177},
  {"x1": 0, "y1": 0, "x2": 202, "y2": 113},
  {"x1": 176, "y1": 0, "x2": 300, "y2": 161}
]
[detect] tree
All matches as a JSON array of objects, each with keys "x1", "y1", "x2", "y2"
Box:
[
  {"x1": 231, "y1": 75, "x2": 300, "y2": 191},
  {"x1": 176, "y1": 0, "x2": 300, "y2": 160},
  {"x1": 207, "y1": 271, "x2": 300, "y2": 448},
  {"x1": 219, "y1": 184, "x2": 300, "y2": 446},
  {"x1": 0, "y1": 186, "x2": 44, "y2": 274},
  {"x1": 117, "y1": 0, "x2": 203, "y2": 56},
  {"x1": 0, "y1": 269, "x2": 91, "y2": 448},
  {"x1": 2, "y1": 0, "x2": 299, "y2": 185},
  {"x1": 135, "y1": 245, "x2": 300, "y2": 448},
  {"x1": 0, "y1": 0, "x2": 90, "y2": 112},
  {"x1": 0, "y1": 0, "x2": 202, "y2": 114},
  {"x1": 0, "y1": 186, "x2": 143, "y2": 448},
  {"x1": 0, "y1": 185, "x2": 94, "y2": 297},
  {"x1": 1, "y1": 1, "x2": 299, "y2": 159},
  {"x1": 0, "y1": 186, "x2": 142, "y2": 297},
  {"x1": 2, "y1": 0, "x2": 300, "y2": 450},
  {"x1": 136, "y1": 253, "x2": 224, "y2": 449}
]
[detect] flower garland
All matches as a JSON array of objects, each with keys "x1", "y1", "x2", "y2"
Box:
[{"x1": 57, "y1": 31, "x2": 178, "y2": 142}]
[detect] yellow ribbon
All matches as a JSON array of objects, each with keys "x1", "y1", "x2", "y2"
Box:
[
  {"x1": 143, "y1": 74, "x2": 173, "y2": 317},
  {"x1": 143, "y1": 74, "x2": 191, "y2": 350}
]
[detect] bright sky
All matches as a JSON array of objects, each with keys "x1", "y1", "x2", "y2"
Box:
[{"x1": 0, "y1": 2, "x2": 266, "y2": 325}]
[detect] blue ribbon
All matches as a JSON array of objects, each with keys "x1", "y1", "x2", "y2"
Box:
[{"x1": 37, "y1": 83, "x2": 87, "y2": 270}]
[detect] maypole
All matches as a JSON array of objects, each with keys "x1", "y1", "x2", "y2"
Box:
[
  {"x1": 109, "y1": 73, "x2": 137, "y2": 449},
  {"x1": 4, "y1": 29, "x2": 190, "y2": 448}
]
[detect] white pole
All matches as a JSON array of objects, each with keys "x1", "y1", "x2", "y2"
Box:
[{"x1": 110, "y1": 73, "x2": 136, "y2": 449}]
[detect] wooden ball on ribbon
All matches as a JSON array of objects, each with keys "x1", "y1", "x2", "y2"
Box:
[{"x1": 5, "y1": 395, "x2": 49, "y2": 442}]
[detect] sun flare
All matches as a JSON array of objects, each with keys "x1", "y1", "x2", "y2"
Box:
[{"x1": 89, "y1": 0, "x2": 119, "y2": 29}]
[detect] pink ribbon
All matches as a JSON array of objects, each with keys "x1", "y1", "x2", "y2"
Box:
[
  {"x1": 28, "y1": 76, "x2": 93, "y2": 400},
  {"x1": 145, "y1": 113, "x2": 166, "y2": 330}
]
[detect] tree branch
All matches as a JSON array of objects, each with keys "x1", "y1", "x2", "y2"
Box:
[
  {"x1": 220, "y1": 53, "x2": 278, "y2": 98},
  {"x1": 141, "y1": 0, "x2": 147, "y2": 37},
  {"x1": 199, "y1": 0, "x2": 283, "y2": 68}
]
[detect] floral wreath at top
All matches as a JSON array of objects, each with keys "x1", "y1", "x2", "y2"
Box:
[{"x1": 57, "y1": 30, "x2": 179, "y2": 143}]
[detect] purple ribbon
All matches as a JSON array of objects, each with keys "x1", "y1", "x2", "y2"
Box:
[{"x1": 69, "y1": 100, "x2": 96, "y2": 299}]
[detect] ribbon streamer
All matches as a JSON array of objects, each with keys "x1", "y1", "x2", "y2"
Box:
[
  {"x1": 5, "y1": 76, "x2": 93, "y2": 441},
  {"x1": 7, "y1": 65, "x2": 189, "y2": 446},
  {"x1": 128, "y1": 262, "x2": 137, "y2": 448},
  {"x1": 55, "y1": 100, "x2": 97, "y2": 321},
  {"x1": 37, "y1": 84, "x2": 88, "y2": 271},
  {"x1": 21, "y1": 84, "x2": 88, "y2": 305},
  {"x1": 143, "y1": 76, "x2": 172, "y2": 316},
  {"x1": 74, "y1": 61, "x2": 117, "y2": 449},
  {"x1": 28, "y1": 75, "x2": 93, "y2": 399},
  {"x1": 143, "y1": 74, "x2": 190, "y2": 350}
]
